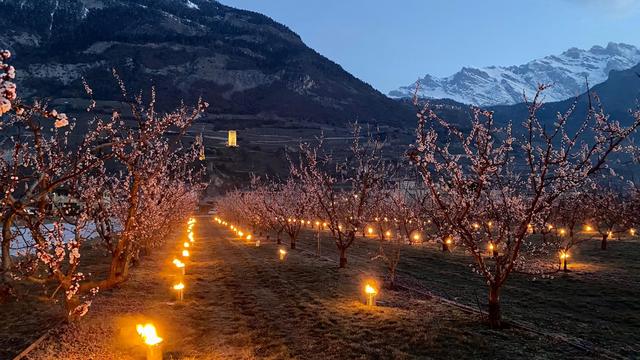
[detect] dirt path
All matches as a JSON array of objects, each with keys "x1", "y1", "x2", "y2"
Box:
[{"x1": 25, "y1": 217, "x2": 587, "y2": 359}]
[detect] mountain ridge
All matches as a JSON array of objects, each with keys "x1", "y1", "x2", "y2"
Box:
[
  {"x1": 390, "y1": 42, "x2": 640, "y2": 107},
  {"x1": 0, "y1": 0, "x2": 414, "y2": 126}
]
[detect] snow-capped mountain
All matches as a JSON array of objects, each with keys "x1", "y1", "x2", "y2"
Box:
[{"x1": 389, "y1": 42, "x2": 640, "y2": 106}]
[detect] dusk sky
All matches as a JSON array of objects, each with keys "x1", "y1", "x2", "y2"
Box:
[{"x1": 222, "y1": 0, "x2": 640, "y2": 93}]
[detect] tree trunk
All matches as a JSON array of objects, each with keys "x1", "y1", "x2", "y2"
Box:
[
  {"x1": 339, "y1": 247, "x2": 347, "y2": 268},
  {"x1": 601, "y1": 234, "x2": 608, "y2": 250},
  {"x1": 442, "y1": 242, "x2": 449, "y2": 252},
  {"x1": 488, "y1": 285, "x2": 501, "y2": 329},
  {"x1": 290, "y1": 238, "x2": 296, "y2": 249},
  {"x1": 388, "y1": 269, "x2": 396, "y2": 290},
  {"x1": 1, "y1": 211, "x2": 16, "y2": 273}
]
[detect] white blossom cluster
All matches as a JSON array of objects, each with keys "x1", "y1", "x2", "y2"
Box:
[{"x1": 0, "y1": 49, "x2": 16, "y2": 115}]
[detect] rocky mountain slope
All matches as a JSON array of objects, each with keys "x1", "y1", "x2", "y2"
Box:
[
  {"x1": 0, "y1": 0, "x2": 413, "y2": 125},
  {"x1": 491, "y1": 62, "x2": 640, "y2": 130},
  {"x1": 390, "y1": 43, "x2": 640, "y2": 107}
]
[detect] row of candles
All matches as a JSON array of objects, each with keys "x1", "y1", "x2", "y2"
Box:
[
  {"x1": 219, "y1": 211, "x2": 637, "y2": 276},
  {"x1": 213, "y1": 216, "x2": 379, "y2": 306},
  {"x1": 214, "y1": 216, "x2": 289, "y2": 260},
  {"x1": 136, "y1": 216, "x2": 197, "y2": 360}
]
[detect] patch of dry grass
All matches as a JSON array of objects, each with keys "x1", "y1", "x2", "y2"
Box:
[
  {"x1": 295, "y1": 229, "x2": 640, "y2": 357},
  {"x1": 19, "y1": 220, "x2": 591, "y2": 359}
]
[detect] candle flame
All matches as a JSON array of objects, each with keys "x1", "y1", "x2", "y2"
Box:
[
  {"x1": 136, "y1": 323, "x2": 163, "y2": 346},
  {"x1": 364, "y1": 284, "x2": 377, "y2": 295},
  {"x1": 172, "y1": 258, "x2": 185, "y2": 268},
  {"x1": 183, "y1": 242, "x2": 190, "y2": 248},
  {"x1": 173, "y1": 282, "x2": 185, "y2": 290},
  {"x1": 182, "y1": 249, "x2": 190, "y2": 257}
]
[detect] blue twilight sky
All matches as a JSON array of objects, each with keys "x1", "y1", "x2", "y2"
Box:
[{"x1": 221, "y1": 0, "x2": 640, "y2": 93}]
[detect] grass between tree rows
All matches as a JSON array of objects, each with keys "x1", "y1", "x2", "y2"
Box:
[
  {"x1": 8, "y1": 219, "x2": 605, "y2": 359},
  {"x1": 293, "y1": 228, "x2": 640, "y2": 357}
]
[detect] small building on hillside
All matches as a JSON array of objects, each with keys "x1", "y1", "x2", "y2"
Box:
[{"x1": 227, "y1": 130, "x2": 238, "y2": 147}]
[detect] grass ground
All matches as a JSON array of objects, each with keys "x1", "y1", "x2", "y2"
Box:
[
  {"x1": 14, "y1": 217, "x2": 595, "y2": 359},
  {"x1": 293, "y1": 228, "x2": 640, "y2": 358}
]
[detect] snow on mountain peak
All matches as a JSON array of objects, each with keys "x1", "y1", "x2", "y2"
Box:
[
  {"x1": 389, "y1": 42, "x2": 640, "y2": 106},
  {"x1": 185, "y1": 0, "x2": 199, "y2": 10}
]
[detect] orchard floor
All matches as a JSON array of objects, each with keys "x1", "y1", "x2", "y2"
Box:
[{"x1": 19, "y1": 218, "x2": 617, "y2": 359}]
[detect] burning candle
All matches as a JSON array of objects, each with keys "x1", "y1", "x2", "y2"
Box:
[
  {"x1": 183, "y1": 242, "x2": 190, "y2": 248},
  {"x1": 173, "y1": 282, "x2": 185, "y2": 301},
  {"x1": 489, "y1": 242, "x2": 497, "y2": 257},
  {"x1": 182, "y1": 249, "x2": 190, "y2": 258},
  {"x1": 364, "y1": 283, "x2": 378, "y2": 306},
  {"x1": 279, "y1": 248, "x2": 287, "y2": 261},
  {"x1": 559, "y1": 250, "x2": 569, "y2": 271},
  {"x1": 188, "y1": 232, "x2": 194, "y2": 243},
  {"x1": 172, "y1": 258, "x2": 185, "y2": 275},
  {"x1": 246, "y1": 234, "x2": 252, "y2": 240},
  {"x1": 136, "y1": 323, "x2": 163, "y2": 360}
]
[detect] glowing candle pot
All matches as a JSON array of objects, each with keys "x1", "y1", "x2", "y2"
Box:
[
  {"x1": 364, "y1": 283, "x2": 378, "y2": 306},
  {"x1": 136, "y1": 323, "x2": 163, "y2": 360},
  {"x1": 279, "y1": 248, "x2": 287, "y2": 261},
  {"x1": 172, "y1": 258, "x2": 186, "y2": 275},
  {"x1": 489, "y1": 243, "x2": 498, "y2": 257},
  {"x1": 173, "y1": 282, "x2": 185, "y2": 301},
  {"x1": 182, "y1": 249, "x2": 190, "y2": 258},
  {"x1": 559, "y1": 251, "x2": 570, "y2": 271}
]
